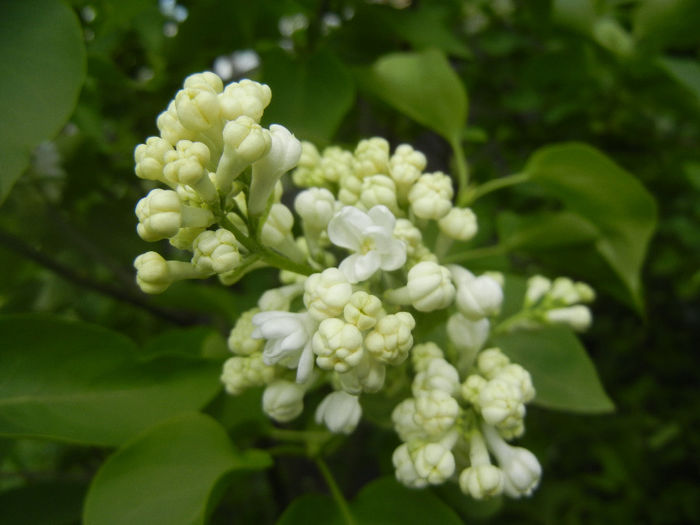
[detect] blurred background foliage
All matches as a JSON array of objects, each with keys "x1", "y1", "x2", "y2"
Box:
[{"x1": 0, "y1": 0, "x2": 698, "y2": 523}]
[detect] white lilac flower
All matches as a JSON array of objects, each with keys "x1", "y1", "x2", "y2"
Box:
[
  {"x1": 252, "y1": 311, "x2": 317, "y2": 383},
  {"x1": 482, "y1": 423, "x2": 541, "y2": 498},
  {"x1": 327, "y1": 205, "x2": 407, "y2": 283}
]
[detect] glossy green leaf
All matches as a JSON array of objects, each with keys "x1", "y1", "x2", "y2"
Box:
[
  {"x1": 84, "y1": 413, "x2": 271, "y2": 525},
  {"x1": 141, "y1": 326, "x2": 228, "y2": 360},
  {"x1": 351, "y1": 477, "x2": 463, "y2": 525},
  {"x1": 493, "y1": 326, "x2": 615, "y2": 413},
  {"x1": 262, "y1": 49, "x2": 355, "y2": 145},
  {"x1": 498, "y1": 211, "x2": 600, "y2": 251},
  {"x1": 277, "y1": 493, "x2": 339, "y2": 525},
  {"x1": 633, "y1": 0, "x2": 700, "y2": 50},
  {"x1": 362, "y1": 49, "x2": 468, "y2": 142},
  {"x1": 0, "y1": 481, "x2": 86, "y2": 525},
  {"x1": 0, "y1": 0, "x2": 85, "y2": 204},
  {"x1": 523, "y1": 143, "x2": 657, "y2": 311},
  {"x1": 0, "y1": 315, "x2": 222, "y2": 445}
]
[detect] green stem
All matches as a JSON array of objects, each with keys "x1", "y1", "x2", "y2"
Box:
[
  {"x1": 450, "y1": 137, "x2": 469, "y2": 200},
  {"x1": 492, "y1": 311, "x2": 533, "y2": 336},
  {"x1": 442, "y1": 243, "x2": 510, "y2": 264},
  {"x1": 315, "y1": 457, "x2": 356, "y2": 525},
  {"x1": 461, "y1": 172, "x2": 530, "y2": 206},
  {"x1": 219, "y1": 214, "x2": 315, "y2": 276},
  {"x1": 268, "y1": 428, "x2": 331, "y2": 443}
]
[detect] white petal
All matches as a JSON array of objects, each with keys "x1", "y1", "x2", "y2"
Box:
[
  {"x1": 352, "y1": 251, "x2": 382, "y2": 282},
  {"x1": 379, "y1": 239, "x2": 407, "y2": 271},
  {"x1": 327, "y1": 207, "x2": 370, "y2": 250},
  {"x1": 367, "y1": 205, "x2": 395, "y2": 233},
  {"x1": 296, "y1": 342, "x2": 315, "y2": 383}
]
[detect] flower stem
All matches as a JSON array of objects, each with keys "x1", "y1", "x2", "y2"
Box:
[
  {"x1": 460, "y1": 172, "x2": 530, "y2": 206},
  {"x1": 314, "y1": 456, "x2": 356, "y2": 525},
  {"x1": 450, "y1": 137, "x2": 469, "y2": 199},
  {"x1": 219, "y1": 214, "x2": 315, "y2": 275}
]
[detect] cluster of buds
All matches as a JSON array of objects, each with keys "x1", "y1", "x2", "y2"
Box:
[
  {"x1": 499, "y1": 275, "x2": 596, "y2": 333},
  {"x1": 390, "y1": 343, "x2": 540, "y2": 499},
  {"x1": 133, "y1": 71, "x2": 595, "y2": 501},
  {"x1": 133, "y1": 72, "x2": 305, "y2": 293}
]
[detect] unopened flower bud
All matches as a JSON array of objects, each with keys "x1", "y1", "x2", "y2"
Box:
[
  {"x1": 315, "y1": 390, "x2": 362, "y2": 434},
  {"x1": 261, "y1": 203, "x2": 294, "y2": 247},
  {"x1": 192, "y1": 229, "x2": 241, "y2": 274},
  {"x1": 364, "y1": 312, "x2": 415, "y2": 365},
  {"x1": 134, "y1": 137, "x2": 174, "y2": 183},
  {"x1": 451, "y1": 266, "x2": 503, "y2": 320},
  {"x1": 343, "y1": 291, "x2": 385, "y2": 331},
  {"x1": 446, "y1": 314, "x2": 490, "y2": 370},
  {"x1": 216, "y1": 116, "x2": 271, "y2": 194},
  {"x1": 546, "y1": 305, "x2": 592, "y2": 332},
  {"x1": 249, "y1": 125, "x2": 301, "y2": 216},
  {"x1": 525, "y1": 275, "x2": 551, "y2": 306},
  {"x1": 414, "y1": 390, "x2": 460, "y2": 437},
  {"x1": 312, "y1": 318, "x2": 364, "y2": 372},
  {"x1": 221, "y1": 354, "x2": 274, "y2": 395},
  {"x1": 175, "y1": 86, "x2": 221, "y2": 132},
  {"x1": 134, "y1": 251, "x2": 210, "y2": 294},
  {"x1": 262, "y1": 379, "x2": 306, "y2": 423},
  {"x1": 354, "y1": 137, "x2": 389, "y2": 178},
  {"x1": 438, "y1": 207, "x2": 478, "y2": 241},
  {"x1": 359, "y1": 175, "x2": 399, "y2": 213},
  {"x1": 477, "y1": 348, "x2": 510, "y2": 379},
  {"x1": 135, "y1": 188, "x2": 213, "y2": 241},
  {"x1": 294, "y1": 187, "x2": 336, "y2": 232},
  {"x1": 411, "y1": 342, "x2": 444, "y2": 372},
  {"x1": 408, "y1": 172, "x2": 454, "y2": 220},
  {"x1": 460, "y1": 464, "x2": 505, "y2": 500},
  {"x1": 219, "y1": 79, "x2": 271, "y2": 122},
  {"x1": 483, "y1": 424, "x2": 541, "y2": 498},
  {"x1": 228, "y1": 308, "x2": 264, "y2": 355},
  {"x1": 412, "y1": 358, "x2": 461, "y2": 397},
  {"x1": 385, "y1": 262, "x2": 455, "y2": 312},
  {"x1": 304, "y1": 268, "x2": 353, "y2": 321},
  {"x1": 461, "y1": 374, "x2": 488, "y2": 405},
  {"x1": 183, "y1": 71, "x2": 223, "y2": 93}
]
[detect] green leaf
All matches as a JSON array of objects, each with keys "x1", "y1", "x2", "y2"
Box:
[
  {"x1": 493, "y1": 326, "x2": 615, "y2": 413},
  {"x1": 351, "y1": 477, "x2": 463, "y2": 525},
  {"x1": 0, "y1": 481, "x2": 86, "y2": 525},
  {"x1": 551, "y1": 0, "x2": 597, "y2": 35},
  {"x1": 0, "y1": 315, "x2": 222, "y2": 446},
  {"x1": 0, "y1": 0, "x2": 85, "y2": 204},
  {"x1": 633, "y1": 0, "x2": 700, "y2": 50},
  {"x1": 657, "y1": 57, "x2": 700, "y2": 109},
  {"x1": 362, "y1": 49, "x2": 468, "y2": 143},
  {"x1": 388, "y1": 6, "x2": 472, "y2": 59},
  {"x1": 277, "y1": 493, "x2": 339, "y2": 525},
  {"x1": 141, "y1": 326, "x2": 228, "y2": 360},
  {"x1": 498, "y1": 211, "x2": 600, "y2": 251},
  {"x1": 84, "y1": 413, "x2": 271, "y2": 525},
  {"x1": 523, "y1": 143, "x2": 657, "y2": 311},
  {"x1": 261, "y1": 48, "x2": 355, "y2": 145}
]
